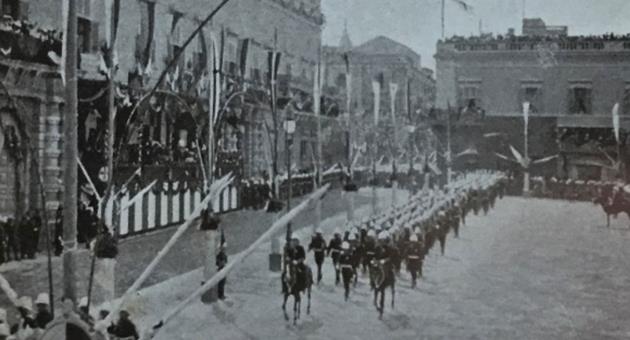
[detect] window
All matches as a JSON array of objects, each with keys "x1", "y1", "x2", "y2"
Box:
[
  {"x1": 458, "y1": 84, "x2": 482, "y2": 113},
  {"x1": 520, "y1": 85, "x2": 543, "y2": 113},
  {"x1": 77, "y1": 18, "x2": 92, "y2": 53},
  {"x1": 1, "y1": 0, "x2": 19, "y2": 19},
  {"x1": 568, "y1": 85, "x2": 592, "y2": 114}
]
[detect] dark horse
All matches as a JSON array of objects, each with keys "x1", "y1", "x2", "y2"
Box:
[
  {"x1": 593, "y1": 194, "x2": 630, "y2": 228},
  {"x1": 369, "y1": 258, "x2": 396, "y2": 319},
  {"x1": 282, "y1": 262, "x2": 313, "y2": 325}
]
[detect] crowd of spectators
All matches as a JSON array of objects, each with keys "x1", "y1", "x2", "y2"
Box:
[{"x1": 0, "y1": 15, "x2": 62, "y2": 65}]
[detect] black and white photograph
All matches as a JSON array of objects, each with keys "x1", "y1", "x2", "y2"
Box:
[{"x1": 0, "y1": 0, "x2": 629, "y2": 339}]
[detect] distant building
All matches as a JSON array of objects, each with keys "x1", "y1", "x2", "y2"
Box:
[
  {"x1": 324, "y1": 34, "x2": 436, "y2": 121},
  {"x1": 435, "y1": 18, "x2": 630, "y2": 181}
]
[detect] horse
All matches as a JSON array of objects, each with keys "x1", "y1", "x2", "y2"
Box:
[
  {"x1": 281, "y1": 261, "x2": 313, "y2": 325},
  {"x1": 593, "y1": 194, "x2": 630, "y2": 228},
  {"x1": 369, "y1": 258, "x2": 396, "y2": 319}
]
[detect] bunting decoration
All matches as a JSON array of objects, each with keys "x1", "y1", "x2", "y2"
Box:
[
  {"x1": 523, "y1": 101, "x2": 530, "y2": 132},
  {"x1": 142, "y1": 1, "x2": 156, "y2": 71},
  {"x1": 239, "y1": 38, "x2": 250, "y2": 80},
  {"x1": 372, "y1": 79, "x2": 381, "y2": 125},
  {"x1": 268, "y1": 50, "x2": 282, "y2": 114},
  {"x1": 343, "y1": 53, "x2": 352, "y2": 111}
]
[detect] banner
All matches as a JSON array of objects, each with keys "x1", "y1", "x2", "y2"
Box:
[
  {"x1": 612, "y1": 102, "x2": 620, "y2": 143},
  {"x1": 372, "y1": 81, "x2": 381, "y2": 125}
]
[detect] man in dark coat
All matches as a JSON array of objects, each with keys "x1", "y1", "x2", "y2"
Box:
[
  {"x1": 308, "y1": 229, "x2": 326, "y2": 283},
  {"x1": 5, "y1": 218, "x2": 18, "y2": 261},
  {"x1": 54, "y1": 206, "x2": 63, "y2": 256},
  {"x1": 216, "y1": 243, "x2": 228, "y2": 300},
  {"x1": 338, "y1": 241, "x2": 354, "y2": 301}
]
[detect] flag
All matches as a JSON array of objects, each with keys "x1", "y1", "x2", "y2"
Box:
[
  {"x1": 59, "y1": 0, "x2": 69, "y2": 84},
  {"x1": 451, "y1": 0, "x2": 473, "y2": 12},
  {"x1": 142, "y1": 1, "x2": 156, "y2": 70},
  {"x1": 390, "y1": 82, "x2": 399, "y2": 124},
  {"x1": 239, "y1": 38, "x2": 250, "y2": 79},
  {"x1": 209, "y1": 30, "x2": 224, "y2": 126},
  {"x1": 343, "y1": 53, "x2": 352, "y2": 111},
  {"x1": 268, "y1": 50, "x2": 282, "y2": 114},
  {"x1": 197, "y1": 25, "x2": 208, "y2": 73},
  {"x1": 372, "y1": 80, "x2": 381, "y2": 125},
  {"x1": 313, "y1": 59, "x2": 324, "y2": 116},
  {"x1": 523, "y1": 101, "x2": 530, "y2": 131},
  {"x1": 612, "y1": 103, "x2": 620, "y2": 143},
  {"x1": 104, "y1": 0, "x2": 121, "y2": 48}
]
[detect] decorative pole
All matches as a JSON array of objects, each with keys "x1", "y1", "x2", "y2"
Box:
[{"x1": 62, "y1": 0, "x2": 79, "y2": 303}]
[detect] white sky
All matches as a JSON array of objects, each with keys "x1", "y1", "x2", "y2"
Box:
[{"x1": 321, "y1": 0, "x2": 630, "y2": 70}]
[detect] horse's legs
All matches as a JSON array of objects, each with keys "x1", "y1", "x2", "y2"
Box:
[
  {"x1": 379, "y1": 288, "x2": 385, "y2": 317},
  {"x1": 307, "y1": 286, "x2": 311, "y2": 315},
  {"x1": 282, "y1": 293, "x2": 289, "y2": 321},
  {"x1": 391, "y1": 283, "x2": 395, "y2": 309},
  {"x1": 293, "y1": 293, "x2": 300, "y2": 325},
  {"x1": 373, "y1": 288, "x2": 378, "y2": 308}
]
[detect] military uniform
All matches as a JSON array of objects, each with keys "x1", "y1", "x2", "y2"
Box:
[
  {"x1": 216, "y1": 248, "x2": 228, "y2": 300},
  {"x1": 338, "y1": 249, "x2": 354, "y2": 301},
  {"x1": 327, "y1": 235, "x2": 343, "y2": 284},
  {"x1": 308, "y1": 233, "x2": 327, "y2": 283},
  {"x1": 406, "y1": 239, "x2": 424, "y2": 288}
]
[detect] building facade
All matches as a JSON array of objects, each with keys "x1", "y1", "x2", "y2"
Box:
[
  {"x1": 435, "y1": 18, "x2": 630, "y2": 180},
  {"x1": 0, "y1": 0, "x2": 327, "y2": 221}
]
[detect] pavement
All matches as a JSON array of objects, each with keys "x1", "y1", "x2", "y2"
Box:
[{"x1": 120, "y1": 196, "x2": 630, "y2": 340}]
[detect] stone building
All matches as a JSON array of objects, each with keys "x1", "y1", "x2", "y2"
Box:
[
  {"x1": 435, "y1": 18, "x2": 630, "y2": 180},
  {"x1": 0, "y1": 0, "x2": 328, "y2": 220}
]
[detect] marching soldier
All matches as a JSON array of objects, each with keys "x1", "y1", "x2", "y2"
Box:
[
  {"x1": 12, "y1": 296, "x2": 36, "y2": 340},
  {"x1": 363, "y1": 229, "x2": 377, "y2": 274},
  {"x1": 308, "y1": 229, "x2": 326, "y2": 284},
  {"x1": 338, "y1": 242, "x2": 354, "y2": 301},
  {"x1": 327, "y1": 229, "x2": 343, "y2": 285},
  {"x1": 406, "y1": 234, "x2": 424, "y2": 288}
]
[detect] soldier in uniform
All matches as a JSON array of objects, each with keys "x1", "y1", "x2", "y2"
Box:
[
  {"x1": 436, "y1": 214, "x2": 447, "y2": 255},
  {"x1": 338, "y1": 241, "x2": 354, "y2": 301},
  {"x1": 362, "y1": 229, "x2": 377, "y2": 274},
  {"x1": 406, "y1": 234, "x2": 424, "y2": 288},
  {"x1": 308, "y1": 229, "x2": 326, "y2": 284},
  {"x1": 327, "y1": 229, "x2": 343, "y2": 285},
  {"x1": 54, "y1": 206, "x2": 63, "y2": 256}
]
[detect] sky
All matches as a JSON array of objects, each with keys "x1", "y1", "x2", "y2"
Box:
[{"x1": 321, "y1": 0, "x2": 630, "y2": 71}]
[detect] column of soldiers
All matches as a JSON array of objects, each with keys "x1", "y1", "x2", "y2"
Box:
[{"x1": 297, "y1": 171, "x2": 506, "y2": 301}]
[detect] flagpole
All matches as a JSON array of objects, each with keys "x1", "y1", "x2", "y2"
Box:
[
  {"x1": 62, "y1": 0, "x2": 79, "y2": 303},
  {"x1": 441, "y1": 0, "x2": 446, "y2": 39},
  {"x1": 315, "y1": 48, "x2": 324, "y2": 232}
]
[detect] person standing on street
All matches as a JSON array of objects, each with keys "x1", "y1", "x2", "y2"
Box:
[
  {"x1": 216, "y1": 239, "x2": 228, "y2": 300},
  {"x1": 5, "y1": 219, "x2": 18, "y2": 261}
]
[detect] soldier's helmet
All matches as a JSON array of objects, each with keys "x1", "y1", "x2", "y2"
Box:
[
  {"x1": 341, "y1": 242, "x2": 350, "y2": 250},
  {"x1": 410, "y1": 234, "x2": 418, "y2": 242},
  {"x1": 348, "y1": 233, "x2": 356, "y2": 241}
]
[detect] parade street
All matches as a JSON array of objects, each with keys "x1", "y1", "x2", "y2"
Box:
[{"x1": 121, "y1": 196, "x2": 630, "y2": 340}]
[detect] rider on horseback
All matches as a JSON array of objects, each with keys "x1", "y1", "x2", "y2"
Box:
[{"x1": 284, "y1": 237, "x2": 307, "y2": 293}]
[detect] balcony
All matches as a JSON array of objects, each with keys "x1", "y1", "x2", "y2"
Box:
[{"x1": 0, "y1": 18, "x2": 62, "y2": 66}]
